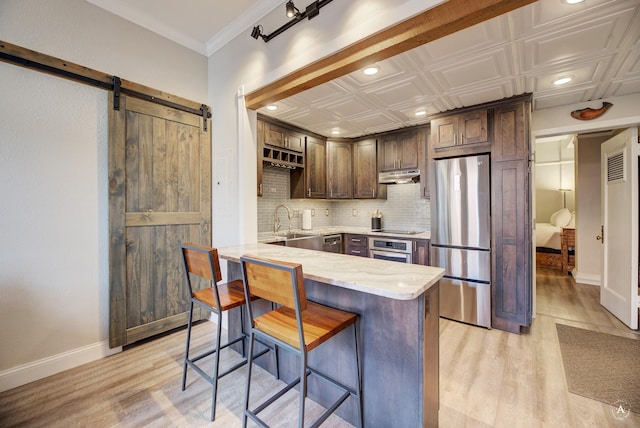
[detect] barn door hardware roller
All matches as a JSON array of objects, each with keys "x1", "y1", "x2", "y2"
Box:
[{"x1": 112, "y1": 76, "x2": 121, "y2": 110}]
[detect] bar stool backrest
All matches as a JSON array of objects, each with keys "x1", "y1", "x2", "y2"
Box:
[
  {"x1": 241, "y1": 255, "x2": 307, "y2": 311},
  {"x1": 181, "y1": 243, "x2": 222, "y2": 297}
]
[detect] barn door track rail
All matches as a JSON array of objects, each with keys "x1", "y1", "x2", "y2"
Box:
[{"x1": 0, "y1": 40, "x2": 211, "y2": 130}]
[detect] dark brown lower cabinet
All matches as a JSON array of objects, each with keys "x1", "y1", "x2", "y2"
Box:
[
  {"x1": 344, "y1": 234, "x2": 368, "y2": 257},
  {"x1": 413, "y1": 239, "x2": 430, "y2": 265}
]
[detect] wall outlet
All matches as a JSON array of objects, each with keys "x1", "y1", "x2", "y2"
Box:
[
  {"x1": 311, "y1": 209, "x2": 315, "y2": 217},
  {"x1": 326, "y1": 209, "x2": 330, "y2": 216},
  {"x1": 292, "y1": 209, "x2": 300, "y2": 218},
  {"x1": 352, "y1": 208, "x2": 358, "y2": 217}
]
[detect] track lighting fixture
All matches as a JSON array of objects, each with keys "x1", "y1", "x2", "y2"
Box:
[
  {"x1": 286, "y1": 1, "x2": 300, "y2": 18},
  {"x1": 249, "y1": 0, "x2": 333, "y2": 43},
  {"x1": 250, "y1": 25, "x2": 265, "y2": 41}
]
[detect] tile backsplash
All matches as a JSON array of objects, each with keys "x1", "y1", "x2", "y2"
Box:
[{"x1": 258, "y1": 167, "x2": 430, "y2": 233}]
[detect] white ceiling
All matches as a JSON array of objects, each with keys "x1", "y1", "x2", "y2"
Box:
[{"x1": 88, "y1": 0, "x2": 640, "y2": 138}]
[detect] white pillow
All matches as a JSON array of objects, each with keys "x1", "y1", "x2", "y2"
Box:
[
  {"x1": 566, "y1": 211, "x2": 576, "y2": 228},
  {"x1": 550, "y1": 208, "x2": 572, "y2": 227}
]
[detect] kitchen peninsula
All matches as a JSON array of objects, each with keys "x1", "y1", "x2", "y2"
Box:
[{"x1": 218, "y1": 243, "x2": 444, "y2": 427}]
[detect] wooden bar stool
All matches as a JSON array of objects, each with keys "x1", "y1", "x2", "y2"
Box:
[
  {"x1": 240, "y1": 255, "x2": 363, "y2": 428},
  {"x1": 180, "y1": 243, "x2": 276, "y2": 421}
]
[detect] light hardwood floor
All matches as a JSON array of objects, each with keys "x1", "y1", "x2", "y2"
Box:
[{"x1": 1, "y1": 268, "x2": 638, "y2": 427}]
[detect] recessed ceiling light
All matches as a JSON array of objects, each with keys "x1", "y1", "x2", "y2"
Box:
[
  {"x1": 553, "y1": 76, "x2": 573, "y2": 85},
  {"x1": 564, "y1": 0, "x2": 584, "y2": 4},
  {"x1": 415, "y1": 110, "x2": 427, "y2": 117},
  {"x1": 363, "y1": 66, "x2": 379, "y2": 76},
  {"x1": 331, "y1": 129, "x2": 340, "y2": 135},
  {"x1": 266, "y1": 105, "x2": 278, "y2": 111}
]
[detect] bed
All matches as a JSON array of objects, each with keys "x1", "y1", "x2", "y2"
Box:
[{"x1": 536, "y1": 208, "x2": 575, "y2": 271}]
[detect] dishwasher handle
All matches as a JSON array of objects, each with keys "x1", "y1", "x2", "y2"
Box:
[
  {"x1": 322, "y1": 234, "x2": 342, "y2": 245},
  {"x1": 322, "y1": 235, "x2": 342, "y2": 245}
]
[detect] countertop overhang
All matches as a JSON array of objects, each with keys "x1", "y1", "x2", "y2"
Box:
[{"x1": 218, "y1": 243, "x2": 444, "y2": 300}]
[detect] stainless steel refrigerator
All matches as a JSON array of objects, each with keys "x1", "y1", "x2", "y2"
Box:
[{"x1": 430, "y1": 154, "x2": 491, "y2": 328}]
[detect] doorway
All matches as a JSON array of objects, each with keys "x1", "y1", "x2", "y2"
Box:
[{"x1": 533, "y1": 127, "x2": 639, "y2": 330}]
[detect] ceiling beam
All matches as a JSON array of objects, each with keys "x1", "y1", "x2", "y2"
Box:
[{"x1": 245, "y1": 0, "x2": 536, "y2": 110}]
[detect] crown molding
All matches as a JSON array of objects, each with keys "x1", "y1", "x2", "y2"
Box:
[{"x1": 86, "y1": 0, "x2": 207, "y2": 54}]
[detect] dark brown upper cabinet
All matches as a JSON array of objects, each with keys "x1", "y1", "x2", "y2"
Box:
[
  {"x1": 353, "y1": 138, "x2": 385, "y2": 199},
  {"x1": 326, "y1": 140, "x2": 353, "y2": 199},
  {"x1": 430, "y1": 109, "x2": 490, "y2": 156},
  {"x1": 263, "y1": 121, "x2": 304, "y2": 152},
  {"x1": 291, "y1": 136, "x2": 326, "y2": 199},
  {"x1": 380, "y1": 129, "x2": 420, "y2": 171}
]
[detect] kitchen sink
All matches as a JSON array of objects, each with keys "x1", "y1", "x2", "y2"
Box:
[
  {"x1": 285, "y1": 235, "x2": 322, "y2": 250},
  {"x1": 266, "y1": 231, "x2": 323, "y2": 250},
  {"x1": 276, "y1": 231, "x2": 318, "y2": 239}
]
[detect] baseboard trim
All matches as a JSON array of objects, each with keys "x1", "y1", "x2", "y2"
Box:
[
  {"x1": 0, "y1": 340, "x2": 122, "y2": 393},
  {"x1": 572, "y1": 270, "x2": 601, "y2": 286}
]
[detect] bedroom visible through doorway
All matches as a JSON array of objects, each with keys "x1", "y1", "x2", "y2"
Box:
[{"x1": 534, "y1": 135, "x2": 576, "y2": 273}]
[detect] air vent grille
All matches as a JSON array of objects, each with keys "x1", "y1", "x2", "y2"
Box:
[{"x1": 607, "y1": 151, "x2": 624, "y2": 183}]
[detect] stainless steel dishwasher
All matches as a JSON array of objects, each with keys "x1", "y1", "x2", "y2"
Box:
[{"x1": 321, "y1": 234, "x2": 342, "y2": 253}]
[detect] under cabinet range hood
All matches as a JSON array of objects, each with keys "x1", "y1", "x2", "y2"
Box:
[{"x1": 378, "y1": 168, "x2": 420, "y2": 184}]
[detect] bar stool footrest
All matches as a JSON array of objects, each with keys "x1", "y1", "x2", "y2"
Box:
[
  {"x1": 187, "y1": 346, "x2": 273, "y2": 387},
  {"x1": 310, "y1": 390, "x2": 350, "y2": 428},
  {"x1": 252, "y1": 375, "x2": 303, "y2": 416},
  {"x1": 189, "y1": 334, "x2": 245, "y2": 364},
  {"x1": 307, "y1": 366, "x2": 359, "y2": 397}
]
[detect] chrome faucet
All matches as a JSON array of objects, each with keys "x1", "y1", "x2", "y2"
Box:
[{"x1": 274, "y1": 204, "x2": 292, "y2": 233}]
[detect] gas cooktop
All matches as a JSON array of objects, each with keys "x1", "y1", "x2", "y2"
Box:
[{"x1": 371, "y1": 229, "x2": 425, "y2": 235}]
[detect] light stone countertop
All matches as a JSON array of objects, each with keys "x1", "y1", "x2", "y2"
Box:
[
  {"x1": 258, "y1": 226, "x2": 430, "y2": 244},
  {"x1": 218, "y1": 243, "x2": 444, "y2": 300}
]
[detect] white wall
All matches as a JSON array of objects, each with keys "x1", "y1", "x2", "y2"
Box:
[
  {"x1": 0, "y1": 0, "x2": 207, "y2": 390},
  {"x1": 574, "y1": 133, "x2": 608, "y2": 284},
  {"x1": 533, "y1": 94, "x2": 640, "y2": 137}
]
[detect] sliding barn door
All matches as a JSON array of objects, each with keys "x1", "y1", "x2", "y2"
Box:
[{"x1": 109, "y1": 93, "x2": 211, "y2": 348}]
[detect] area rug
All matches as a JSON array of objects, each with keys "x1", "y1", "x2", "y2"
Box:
[{"x1": 556, "y1": 323, "x2": 640, "y2": 414}]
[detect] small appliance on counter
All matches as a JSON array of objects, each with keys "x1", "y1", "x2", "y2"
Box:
[
  {"x1": 302, "y1": 209, "x2": 312, "y2": 230},
  {"x1": 371, "y1": 209, "x2": 382, "y2": 231}
]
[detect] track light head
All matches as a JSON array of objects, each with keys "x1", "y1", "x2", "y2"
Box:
[
  {"x1": 286, "y1": 1, "x2": 300, "y2": 18},
  {"x1": 250, "y1": 25, "x2": 263, "y2": 40}
]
